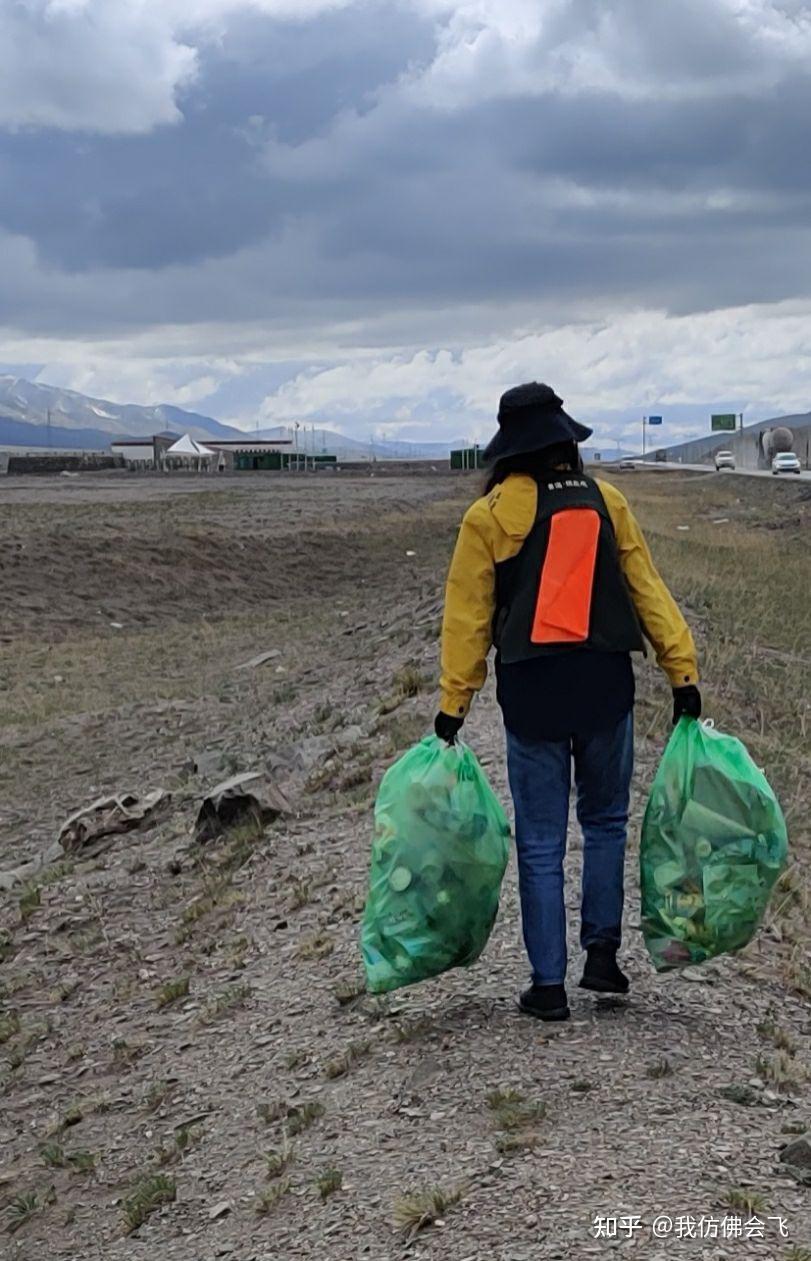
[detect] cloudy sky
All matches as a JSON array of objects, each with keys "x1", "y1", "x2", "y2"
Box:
[{"x1": 2, "y1": 0, "x2": 811, "y2": 448}]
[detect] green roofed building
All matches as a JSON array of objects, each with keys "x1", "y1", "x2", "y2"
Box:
[
  {"x1": 450, "y1": 446, "x2": 485, "y2": 470},
  {"x1": 232, "y1": 450, "x2": 337, "y2": 471}
]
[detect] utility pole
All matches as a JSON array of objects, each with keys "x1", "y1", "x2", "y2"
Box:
[
  {"x1": 642, "y1": 415, "x2": 646, "y2": 458},
  {"x1": 47, "y1": 408, "x2": 52, "y2": 449}
]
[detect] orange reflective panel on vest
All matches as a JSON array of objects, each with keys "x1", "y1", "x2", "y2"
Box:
[{"x1": 530, "y1": 508, "x2": 601, "y2": 644}]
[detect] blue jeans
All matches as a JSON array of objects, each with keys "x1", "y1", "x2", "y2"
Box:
[{"x1": 506, "y1": 713, "x2": 634, "y2": 986}]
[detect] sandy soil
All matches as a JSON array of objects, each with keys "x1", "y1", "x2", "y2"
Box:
[{"x1": 0, "y1": 469, "x2": 808, "y2": 1261}]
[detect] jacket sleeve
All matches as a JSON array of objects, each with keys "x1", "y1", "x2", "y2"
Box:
[
  {"x1": 439, "y1": 507, "x2": 496, "y2": 717},
  {"x1": 602, "y1": 484, "x2": 699, "y2": 687}
]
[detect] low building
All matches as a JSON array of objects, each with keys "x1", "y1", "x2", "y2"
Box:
[
  {"x1": 110, "y1": 431, "x2": 182, "y2": 468},
  {"x1": 205, "y1": 438, "x2": 293, "y2": 471},
  {"x1": 110, "y1": 432, "x2": 340, "y2": 473},
  {"x1": 450, "y1": 445, "x2": 484, "y2": 470}
]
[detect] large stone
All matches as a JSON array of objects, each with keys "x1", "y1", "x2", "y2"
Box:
[
  {"x1": 292, "y1": 735, "x2": 335, "y2": 772},
  {"x1": 58, "y1": 790, "x2": 170, "y2": 855},
  {"x1": 192, "y1": 750, "x2": 230, "y2": 779},
  {"x1": 779, "y1": 1135, "x2": 811, "y2": 1169},
  {"x1": 193, "y1": 773, "x2": 291, "y2": 843}
]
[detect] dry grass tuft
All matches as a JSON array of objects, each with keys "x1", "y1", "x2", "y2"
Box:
[
  {"x1": 390, "y1": 1016, "x2": 433, "y2": 1043},
  {"x1": 392, "y1": 1184, "x2": 466, "y2": 1238},
  {"x1": 296, "y1": 932, "x2": 334, "y2": 961},
  {"x1": 316, "y1": 1168, "x2": 343, "y2": 1201},
  {"x1": 495, "y1": 1131, "x2": 540, "y2": 1155},
  {"x1": 144, "y1": 1080, "x2": 171, "y2": 1112},
  {"x1": 199, "y1": 983, "x2": 252, "y2": 1024},
  {"x1": 122, "y1": 1174, "x2": 176, "y2": 1234},
  {"x1": 257, "y1": 1099, "x2": 286, "y2": 1125},
  {"x1": 255, "y1": 1178, "x2": 290, "y2": 1216},
  {"x1": 285, "y1": 1048, "x2": 309, "y2": 1070},
  {"x1": 6, "y1": 1191, "x2": 40, "y2": 1234},
  {"x1": 18, "y1": 883, "x2": 41, "y2": 923},
  {"x1": 155, "y1": 976, "x2": 190, "y2": 1009},
  {"x1": 324, "y1": 1039, "x2": 371, "y2": 1080},
  {"x1": 0, "y1": 1012, "x2": 21, "y2": 1045},
  {"x1": 66, "y1": 1150, "x2": 96, "y2": 1174},
  {"x1": 333, "y1": 978, "x2": 366, "y2": 1007},
  {"x1": 156, "y1": 1124, "x2": 202, "y2": 1166},
  {"x1": 287, "y1": 878, "x2": 313, "y2": 910},
  {"x1": 645, "y1": 1058, "x2": 673, "y2": 1079},
  {"x1": 39, "y1": 1142, "x2": 66, "y2": 1168},
  {"x1": 720, "y1": 1187, "x2": 768, "y2": 1214},
  {"x1": 756, "y1": 1051, "x2": 805, "y2": 1091},
  {"x1": 60, "y1": 1102, "x2": 85, "y2": 1130},
  {"x1": 286, "y1": 1101, "x2": 325, "y2": 1136},
  {"x1": 266, "y1": 1135, "x2": 294, "y2": 1179},
  {"x1": 175, "y1": 880, "x2": 243, "y2": 944},
  {"x1": 486, "y1": 1087, "x2": 546, "y2": 1131}
]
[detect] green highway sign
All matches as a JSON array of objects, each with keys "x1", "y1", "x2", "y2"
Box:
[{"x1": 711, "y1": 413, "x2": 737, "y2": 432}]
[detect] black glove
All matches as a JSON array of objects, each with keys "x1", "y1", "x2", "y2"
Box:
[
  {"x1": 672, "y1": 685, "x2": 702, "y2": 725},
  {"x1": 434, "y1": 711, "x2": 464, "y2": 745}
]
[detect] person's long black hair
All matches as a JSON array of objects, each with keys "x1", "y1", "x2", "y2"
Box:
[{"x1": 483, "y1": 440, "x2": 583, "y2": 494}]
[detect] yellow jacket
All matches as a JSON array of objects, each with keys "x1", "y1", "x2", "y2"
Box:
[{"x1": 440, "y1": 474, "x2": 698, "y2": 718}]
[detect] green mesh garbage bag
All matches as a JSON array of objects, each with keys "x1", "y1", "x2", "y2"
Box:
[
  {"x1": 641, "y1": 717, "x2": 788, "y2": 971},
  {"x1": 361, "y1": 735, "x2": 511, "y2": 993}
]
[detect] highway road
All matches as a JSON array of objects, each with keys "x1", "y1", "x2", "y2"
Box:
[{"x1": 616, "y1": 461, "x2": 811, "y2": 482}]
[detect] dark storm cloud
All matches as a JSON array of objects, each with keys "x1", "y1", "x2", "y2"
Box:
[
  {"x1": 2, "y1": 0, "x2": 811, "y2": 337},
  {"x1": 0, "y1": 2, "x2": 437, "y2": 269}
]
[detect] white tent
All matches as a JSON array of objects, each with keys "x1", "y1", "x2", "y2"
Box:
[{"x1": 167, "y1": 434, "x2": 215, "y2": 457}]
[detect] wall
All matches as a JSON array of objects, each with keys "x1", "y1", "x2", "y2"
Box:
[{"x1": 7, "y1": 453, "x2": 121, "y2": 475}]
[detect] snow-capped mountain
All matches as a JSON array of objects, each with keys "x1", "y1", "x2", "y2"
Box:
[
  {"x1": 0, "y1": 376, "x2": 240, "y2": 442},
  {"x1": 0, "y1": 376, "x2": 463, "y2": 458}
]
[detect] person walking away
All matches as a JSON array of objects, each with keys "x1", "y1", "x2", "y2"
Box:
[{"x1": 435, "y1": 383, "x2": 701, "y2": 1021}]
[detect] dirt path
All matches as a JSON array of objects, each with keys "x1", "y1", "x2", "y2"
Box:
[{"x1": 0, "y1": 471, "x2": 808, "y2": 1260}]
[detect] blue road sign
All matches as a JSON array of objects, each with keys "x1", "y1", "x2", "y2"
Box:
[{"x1": 648, "y1": 415, "x2": 663, "y2": 425}]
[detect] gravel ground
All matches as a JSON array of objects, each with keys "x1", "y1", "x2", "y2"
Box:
[{"x1": 0, "y1": 471, "x2": 808, "y2": 1260}]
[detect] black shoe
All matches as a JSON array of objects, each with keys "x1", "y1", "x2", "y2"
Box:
[
  {"x1": 518, "y1": 983, "x2": 570, "y2": 1022},
  {"x1": 579, "y1": 945, "x2": 629, "y2": 995}
]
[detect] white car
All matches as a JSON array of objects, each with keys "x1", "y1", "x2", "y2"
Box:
[
  {"x1": 772, "y1": 452, "x2": 801, "y2": 475},
  {"x1": 715, "y1": 451, "x2": 735, "y2": 470}
]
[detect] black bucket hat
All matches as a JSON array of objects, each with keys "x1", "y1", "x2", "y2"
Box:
[{"x1": 482, "y1": 382, "x2": 592, "y2": 464}]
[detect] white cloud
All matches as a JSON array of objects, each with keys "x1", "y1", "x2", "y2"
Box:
[
  {"x1": 2, "y1": 300, "x2": 811, "y2": 441},
  {"x1": 0, "y1": 1, "x2": 197, "y2": 134},
  {"x1": 0, "y1": 0, "x2": 355, "y2": 135},
  {"x1": 407, "y1": 0, "x2": 811, "y2": 107},
  {"x1": 171, "y1": 301, "x2": 811, "y2": 426},
  {"x1": 5, "y1": 0, "x2": 810, "y2": 136},
  {"x1": 252, "y1": 301, "x2": 811, "y2": 436}
]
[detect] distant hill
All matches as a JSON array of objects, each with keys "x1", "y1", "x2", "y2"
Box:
[
  {"x1": 0, "y1": 415, "x2": 124, "y2": 451},
  {"x1": 0, "y1": 376, "x2": 242, "y2": 444},
  {"x1": 0, "y1": 376, "x2": 466, "y2": 459}
]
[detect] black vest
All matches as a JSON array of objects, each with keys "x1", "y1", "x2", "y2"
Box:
[{"x1": 494, "y1": 474, "x2": 645, "y2": 664}]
